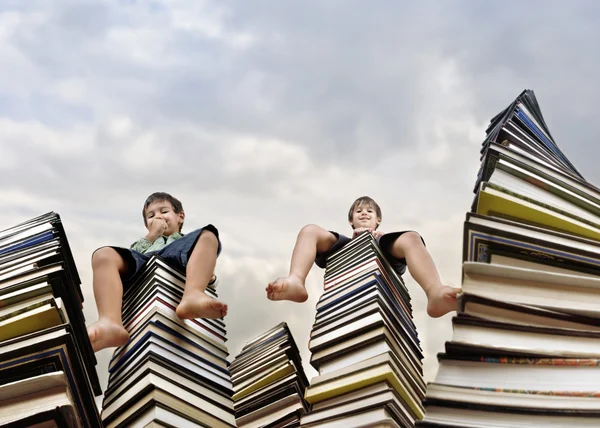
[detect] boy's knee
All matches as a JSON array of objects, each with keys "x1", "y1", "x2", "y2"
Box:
[
  {"x1": 198, "y1": 229, "x2": 219, "y2": 246},
  {"x1": 91, "y1": 247, "x2": 120, "y2": 268},
  {"x1": 299, "y1": 224, "x2": 322, "y2": 237},
  {"x1": 399, "y1": 231, "x2": 424, "y2": 248}
]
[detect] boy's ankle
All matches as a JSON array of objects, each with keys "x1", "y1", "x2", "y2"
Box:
[
  {"x1": 424, "y1": 283, "x2": 444, "y2": 298},
  {"x1": 97, "y1": 317, "x2": 125, "y2": 328}
]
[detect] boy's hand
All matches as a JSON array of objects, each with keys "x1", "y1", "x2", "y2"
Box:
[
  {"x1": 353, "y1": 228, "x2": 384, "y2": 240},
  {"x1": 146, "y1": 219, "x2": 167, "y2": 242},
  {"x1": 352, "y1": 227, "x2": 385, "y2": 239},
  {"x1": 352, "y1": 227, "x2": 371, "y2": 238}
]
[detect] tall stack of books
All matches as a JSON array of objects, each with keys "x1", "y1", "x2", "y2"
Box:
[
  {"x1": 301, "y1": 231, "x2": 426, "y2": 427},
  {"x1": 230, "y1": 322, "x2": 310, "y2": 427},
  {"x1": 0, "y1": 212, "x2": 102, "y2": 427},
  {"x1": 101, "y1": 255, "x2": 236, "y2": 427},
  {"x1": 418, "y1": 90, "x2": 600, "y2": 427}
]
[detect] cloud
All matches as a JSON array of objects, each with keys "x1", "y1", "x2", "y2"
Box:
[{"x1": 2, "y1": 0, "x2": 600, "y2": 411}]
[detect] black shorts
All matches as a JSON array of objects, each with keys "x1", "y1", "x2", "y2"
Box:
[
  {"x1": 95, "y1": 225, "x2": 221, "y2": 285},
  {"x1": 315, "y1": 230, "x2": 425, "y2": 277}
]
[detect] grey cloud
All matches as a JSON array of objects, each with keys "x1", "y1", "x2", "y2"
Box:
[{"x1": 3, "y1": 0, "x2": 600, "y2": 396}]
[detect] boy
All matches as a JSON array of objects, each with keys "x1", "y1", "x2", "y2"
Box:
[
  {"x1": 266, "y1": 196, "x2": 458, "y2": 318},
  {"x1": 87, "y1": 192, "x2": 227, "y2": 352}
]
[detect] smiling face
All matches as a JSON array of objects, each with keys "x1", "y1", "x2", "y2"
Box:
[
  {"x1": 144, "y1": 200, "x2": 185, "y2": 235},
  {"x1": 350, "y1": 202, "x2": 381, "y2": 230}
]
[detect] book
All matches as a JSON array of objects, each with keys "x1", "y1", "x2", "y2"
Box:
[
  {"x1": 230, "y1": 323, "x2": 310, "y2": 427},
  {"x1": 101, "y1": 254, "x2": 235, "y2": 427},
  {"x1": 421, "y1": 89, "x2": 600, "y2": 426}
]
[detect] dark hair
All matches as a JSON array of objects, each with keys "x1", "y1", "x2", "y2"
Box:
[
  {"x1": 142, "y1": 192, "x2": 184, "y2": 231},
  {"x1": 347, "y1": 196, "x2": 382, "y2": 229}
]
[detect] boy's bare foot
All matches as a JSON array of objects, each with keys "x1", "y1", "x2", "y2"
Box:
[
  {"x1": 87, "y1": 319, "x2": 129, "y2": 353},
  {"x1": 176, "y1": 291, "x2": 228, "y2": 319},
  {"x1": 266, "y1": 275, "x2": 309, "y2": 303},
  {"x1": 426, "y1": 285, "x2": 460, "y2": 318}
]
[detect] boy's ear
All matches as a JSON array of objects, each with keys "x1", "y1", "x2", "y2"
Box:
[{"x1": 178, "y1": 211, "x2": 185, "y2": 223}]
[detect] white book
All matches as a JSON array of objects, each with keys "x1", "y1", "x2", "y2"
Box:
[
  {"x1": 123, "y1": 296, "x2": 226, "y2": 348},
  {"x1": 236, "y1": 394, "x2": 303, "y2": 428},
  {"x1": 108, "y1": 340, "x2": 232, "y2": 391},
  {"x1": 232, "y1": 352, "x2": 289, "y2": 385},
  {"x1": 104, "y1": 359, "x2": 233, "y2": 410},
  {"x1": 301, "y1": 387, "x2": 407, "y2": 425},
  {"x1": 435, "y1": 356, "x2": 600, "y2": 392},
  {"x1": 479, "y1": 182, "x2": 600, "y2": 241},
  {"x1": 452, "y1": 319, "x2": 600, "y2": 358},
  {"x1": 113, "y1": 308, "x2": 228, "y2": 361},
  {"x1": 427, "y1": 383, "x2": 600, "y2": 410},
  {"x1": 105, "y1": 387, "x2": 234, "y2": 428},
  {"x1": 132, "y1": 405, "x2": 203, "y2": 428},
  {"x1": 0, "y1": 281, "x2": 53, "y2": 306},
  {"x1": 316, "y1": 288, "x2": 379, "y2": 323},
  {"x1": 490, "y1": 254, "x2": 599, "y2": 278},
  {"x1": 301, "y1": 407, "x2": 398, "y2": 428},
  {"x1": 498, "y1": 132, "x2": 563, "y2": 173},
  {"x1": 0, "y1": 222, "x2": 54, "y2": 246},
  {"x1": 489, "y1": 162, "x2": 600, "y2": 221},
  {"x1": 486, "y1": 143, "x2": 600, "y2": 204},
  {"x1": 0, "y1": 264, "x2": 63, "y2": 291},
  {"x1": 423, "y1": 405, "x2": 600, "y2": 427},
  {"x1": 0, "y1": 327, "x2": 67, "y2": 355},
  {"x1": 0, "y1": 371, "x2": 68, "y2": 401},
  {"x1": 0, "y1": 292, "x2": 55, "y2": 320},
  {"x1": 101, "y1": 372, "x2": 235, "y2": 425},
  {"x1": 463, "y1": 262, "x2": 600, "y2": 317},
  {"x1": 309, "y1": 312, "x2": 383, "y2": 350},
  {"x1": 310, "y1": 382, "x2": 391, "y2": 412},
  {"x1": 0, "y1": 373, "x2": 81, "y2": 427},
  {"x1": 466, "y1": 213, "x2": 600, "y2": 258}
]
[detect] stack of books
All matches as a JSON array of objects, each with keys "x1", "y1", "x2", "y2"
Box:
[
  {"x1": 101, "y1": 255, "x2": 236, "y2": 427},
  {"x1": 302, "y1": 231, "x2": 426, "y2": 427},
  {"x1": 418, "y1": 90, "x2": 600, "y2": 427},
  {"x1": 0, "y1": 212, "x2": 102, "y2": 427},
  {"x1": 230, "y1": 322, "x2": 310, "y2": 427}
]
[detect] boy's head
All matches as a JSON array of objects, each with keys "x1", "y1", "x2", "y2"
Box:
[
  {"x1": 348, "y1": 196, "x2": 382, "y2": 230},
  {"x1": 142, "y1": 192, "x2": 185, "y2": 234}
]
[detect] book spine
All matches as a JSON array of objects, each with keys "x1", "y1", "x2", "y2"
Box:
[{"x1": 478, "y1": 356, "x2": 600, "y2": 366}]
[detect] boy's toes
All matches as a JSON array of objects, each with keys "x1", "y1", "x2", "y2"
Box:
[{"x1": 176, "y1": 294, "x2": 227, "y2": 320}]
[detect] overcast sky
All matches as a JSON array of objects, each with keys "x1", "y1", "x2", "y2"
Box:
[{"x1": 3, "y1": 0, "x2": 600, "y2": 411}]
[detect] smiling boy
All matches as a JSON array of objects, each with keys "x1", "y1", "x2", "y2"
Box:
[
  {"x1": 87, "y1": 192, "x2": 227, "y2": 352},
  {"x1": 266, "y1": 196, "x2": 458, "y2": 318}
]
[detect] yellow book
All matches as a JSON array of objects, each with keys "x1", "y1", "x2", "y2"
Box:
[
  {"x1": 477, "y1": 183, "x2": 600, "y2": 242},
  {"x1": 0, "y1": 302, "x2": 64, "y2": 342},
  {"x1": 232, "y1": 362, "x2": 295, "y2": 401},
  {"x1": 303, "y1": 363, "x2": 424, "y2": 420}
]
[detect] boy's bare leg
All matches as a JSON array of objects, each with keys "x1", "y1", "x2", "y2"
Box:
[
  {"x1": 390, "y1": 232, "x2": 459, "y2": 318},
  {"x1": 176, "y1": 230, "x2": 227, "y2": 319},
  {"x1": 267, "y1": 224, "x2": 337, "y2": 302},
  {"x1": 87, "y1": 248, "x2": 130, "y2": 352}
]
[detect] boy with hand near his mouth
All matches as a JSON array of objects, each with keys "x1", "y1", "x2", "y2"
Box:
[
  {"x1": 87, "y1": 192, "x2": 226, "y2": 352},
  {"x1": 266, "y1": 196, "x2": 458, "y2": 318}
]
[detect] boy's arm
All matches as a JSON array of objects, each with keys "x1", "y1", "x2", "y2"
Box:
[
  {"x1": 131, "y1": 223, "x2": 164, "y2": 253},
  {"x1": 131, "y1": 237, "x2": 152, "y2": 253}
]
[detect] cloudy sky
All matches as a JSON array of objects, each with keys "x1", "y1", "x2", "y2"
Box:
[{"x1": 3, "y1": 0, "x2": 600, "y2": 410}]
